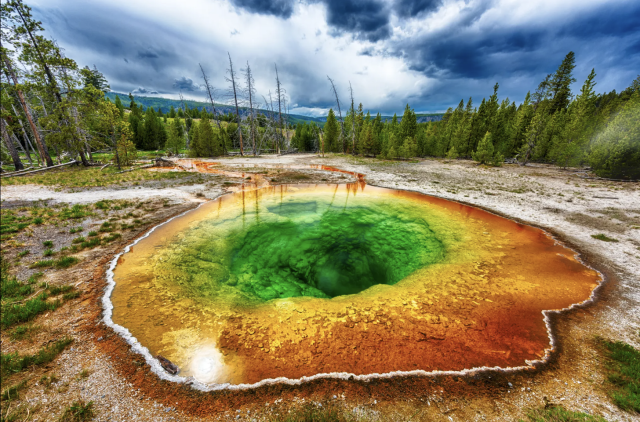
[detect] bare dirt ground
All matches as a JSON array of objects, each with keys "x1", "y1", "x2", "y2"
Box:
[{"x1": 1, "y1": 154, "x2": 638, "y2": 422}]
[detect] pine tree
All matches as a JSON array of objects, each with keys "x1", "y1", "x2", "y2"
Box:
[
  {"x1": 549, "y1": 52, "x2": 576, "y2": 114},
  {"x1": 324, "y1": 109, "x2": 339, "y2": 152},
  {"x1": 473, "y1": 132, "x2": 502, "y2": 166},
  {"x1": 399, "y1": 104, "x2": 417, "y2": 141},
  {"x1": 188, "y1": 121, "x2": 201, "y2": 157},
  {"x1": 114, "y1": 95, "x2": 124, "y2": 118},
  {"x1": 550, "y1": 68, "x2": 597, "y2": 166},
  {"x1": 166, "y1": 118, "x2": 185, "y2": 155},
  {"x1": 169, "y1": 106, "x2": 176, "y2": 118},
  {"x1": 446, "y1": 146, "x2": 459, "y2": 160}
]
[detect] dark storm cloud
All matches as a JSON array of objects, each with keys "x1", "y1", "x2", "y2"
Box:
[
  {"x1": 323, "y1": 0, "x2": 392, "y2": 41},
  {"x1": 33, "y1": 0, "x2": 640, "y2": 115},
  {"x1": 229, "y1": 0, "x2": 295, "y2": 18},
  {"x1": 173, "y1": 77, "x2": 203, "y2": 92},
  {"x1": 393, "y1": 1, "x2": 640, "y2": 82},
  {"x1": 34, "y1": 3, "x2": 214, "y2": 96},
  {"x1": 132, "y1": 87, "x2": 159, "y2": 95},
  {"x1": 394, "y1": 0, "x2": 442, "y2": 18},
  {"x1": 230, "y1": 0, "x2": 394, "y2": 42}
]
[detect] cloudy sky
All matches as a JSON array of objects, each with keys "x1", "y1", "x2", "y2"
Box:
[{"x1": 33, "y1": 0, "x2": 640, "y2": 116}]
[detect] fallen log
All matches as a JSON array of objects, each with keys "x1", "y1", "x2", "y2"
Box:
[
  {"x1": 156, "y1": 355, "x2": 179, "y2": 375},
  {"x1": 0, "y1": 161, "x2": 78, "y2": 178},
  {"x1": 113, "y1": 163, "x2": 155, "y2": 174},
  {"x1": 100, "y1": 163, "x2": 111, "y2": 171},
  {"x1": 0, "y1": 166, "x2": 36, "y2": 176}
]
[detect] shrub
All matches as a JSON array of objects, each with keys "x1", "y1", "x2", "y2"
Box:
[{"x1": 473, "y1": 132, "x2": 503, "y2": 166}]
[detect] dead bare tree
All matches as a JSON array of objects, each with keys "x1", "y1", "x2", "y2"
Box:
[
  {"x1": 349, "y1": 82, "x2": 356, "y2": 154},
  {"x1": 226, "y1": 53, "x2": 244, "y2": 156},
  {"x1": 243, "y1": 61, "x2": 257, "y2": 155},
  {"x1": 178, "y1": 92, "x2": 191, "y2": 150},
  {"x1": 199, "y1": 63, "x2": 226, "y2": 155},
  {"x1": 275, "y1": 65, "x2": 286, "y2": 154},
  {"x1": 327, "y1": 76, "x2": 345, "y2": 152}
]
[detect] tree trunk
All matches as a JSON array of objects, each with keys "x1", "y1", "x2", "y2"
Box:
[
  {"x1": 12, "y1": 132, "x2": 31, "y2": 165},
  {"x1": 227, "y1": 53, "x2": 243, "y2": 156},
  {"x1": 3, "y1": 57, "x2": 54, "y2": 166},
  {"x1": 349, "y1": 82, "x2": 356, "y2": 154},
  {"x1": 112, "y1": 126, "x2": 121, "y2": 170},
  {"x1": 1, "y1": 119, "x2": 24, "y2": 170},
  {"x1": 11, "y1": 104, "x2": 36, "y2": 165},
  {"x1": 327, "y1": 76, "x2": 346, "y2": 152},
  {"x1": 199, "y1": 63, "x2": 226, "y2": 156}
]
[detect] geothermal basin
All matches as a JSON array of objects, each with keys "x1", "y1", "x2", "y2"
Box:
[{"x1": 107, "y1": 180, "x2": 601, "y2": 388}]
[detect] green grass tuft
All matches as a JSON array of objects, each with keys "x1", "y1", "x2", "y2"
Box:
[
  {"x1": 31, "y1": 256, "x2": 79, "y2": 269},
  {"x1": 521, "y1": 405, "x2": 607, "y2": 421},
  {"x1": 599, "y1": 338, "x2": 640, "y2": 412},
  {"x1": 60, "y1": 400, "x2": 95, "y2": 422},
  {"x1": 591, "y1": 233, "x2": 619, "y2": 242},
  {"x1": 1, "y1": 379, "x2": 28, "y2": 402},
  {"x1": 1, "y1": 338, "x2": 73, "y2": 377}
]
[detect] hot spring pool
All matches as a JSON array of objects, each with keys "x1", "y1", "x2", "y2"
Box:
[{"x1": 107, "y1": 183, "x2": 600, "y2": 388}]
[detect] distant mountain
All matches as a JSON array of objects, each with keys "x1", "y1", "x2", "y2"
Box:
[{"x1": 105, "y1": 92, "x2": 442, "y2": 125}]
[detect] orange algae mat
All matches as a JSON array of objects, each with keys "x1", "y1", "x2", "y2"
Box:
[{"x1": 110, "y1": 183, "x2": 600, "y2": 387}]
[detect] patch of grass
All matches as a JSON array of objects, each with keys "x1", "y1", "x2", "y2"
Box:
[
  {"x1": 102, "y1": 233, "x2": 121, "y2": 243},
  {"x1": 598, "y1": 338, "x2": 640, "y2": 412},
  {"x1": 2, "y1": 260, "x2": 79, "y2": 328},
  {"x1": 39, "y1": 373, "x2": 59, "y2": 388},
  {"x1": 48, "y1": 285, "x2": 74, "y2": 295},
  {"x1": 42, "y1": 240, "x2": 54, "y2": 248},
  {"x1": 591, "y1": 233, "x2": 619, "y2": 242},
  {"x1": 1, "y1": 379, "x2": 28, "y2": 401},
  {"x1": 63, "y1": 291, "x2": 81, "y2": 300},
  {"x1": 521, "y1": 405, "x2": 607, "y2": 421},
  {"x1": 43, "y1": 248, "x2": 55, "y2": 257},
  {"x1": 69, "y1": 226, "x2": 83, "y2": 234},
  {"x1": 98, "y1": 222, "x2": 113, "y2": 233},
  {"x1": 17, "y1": 250, "x2": 30, "y2": 258},
  {"x1": 1, "y1": 292, "x2": 61, "y2": 328},
  {"x1": 72, "y1": 236, "x2": 86, "y2": 244},
  {"x1": 87, "y1": 231, "x2": 98, "y2": 237},
  {"x1": 10, "y1": 324, "x2": 41, "y2": 341},
  {"x1": 1, "y1": 163, "x2": 192, "y2": 189},
  {"x1": 77, "y1": 368, "x2": 91, "y2": 380},
  {"x1": 56, "y1": 256, "x2": 79, "y2": 268},
  {"x1": 59, "y1": 204, "x2": 93, "y2": 220},
  {"x1": 79, "y1": 237, "x2": 100, "y2": 249},
  {"x1": 94, "y1": 200, "x2": 111, "y2": 210},
  {"x1": 31, "y1": 256, "x2": 79, "y2": 269},
  {"x1": 60, "y1": 400, "x2": 95, "y2": 422},
  {"x1": 1, "y1": 338, "x2": 73, "y2": 377},
  {"x1": 268, "y1": 403, "x2": 362, "y2": 422}
]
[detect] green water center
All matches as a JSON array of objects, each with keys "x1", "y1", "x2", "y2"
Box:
[{"x1": 154, "y1": 189, "x2": 447, "y2": 303}]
